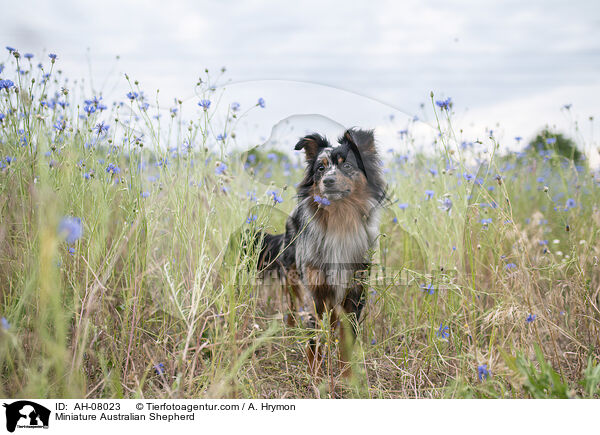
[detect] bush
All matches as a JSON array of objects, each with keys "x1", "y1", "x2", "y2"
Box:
[{"x1": 527, "y1": 129, "x2": 584, "y2": 162}]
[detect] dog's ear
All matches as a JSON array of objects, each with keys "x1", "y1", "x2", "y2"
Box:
[
  {"x1": 294, "y1": 134, "x2": 329, "y2": 161},
  {"x1": 342, "y1": 129, "x2": 368, "y2": 179},
  {"x1": 343, "y1": 128, "x2": 375, "y2": 153}
]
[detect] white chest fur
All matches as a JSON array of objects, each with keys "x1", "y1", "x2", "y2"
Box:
[{"x1": 296, "y1": 206, "x2": 380, "y2": 305}]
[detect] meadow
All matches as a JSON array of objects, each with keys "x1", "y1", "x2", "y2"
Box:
[{"x1": 1, "y1": 48, "x2": 599, "y2": 399}]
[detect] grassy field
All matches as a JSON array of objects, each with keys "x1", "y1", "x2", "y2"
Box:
[{"x1": 1, "y1": 50, "x2": 600, "y2": 399}]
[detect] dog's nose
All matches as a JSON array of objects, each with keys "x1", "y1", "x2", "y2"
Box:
[{"x1": 323, "y1": 176, "x2": 335, "y2": 187}]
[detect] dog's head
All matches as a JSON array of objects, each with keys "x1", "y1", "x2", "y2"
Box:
[{"x1": 295, "y1": 128, "x2": 385, "y2": 204}]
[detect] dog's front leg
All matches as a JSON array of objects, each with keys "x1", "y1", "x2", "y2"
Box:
[{"x1": 303, "y1": 266, "x2": 327, "y2": 375}]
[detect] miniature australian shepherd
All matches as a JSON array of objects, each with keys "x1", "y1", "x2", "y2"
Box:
[{"x1": 256, "y1": 128, "x2": 386, "y2": 375}]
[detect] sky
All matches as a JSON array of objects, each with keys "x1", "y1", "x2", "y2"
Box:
[{"x1": 2, "y1": 0, "x2": 600, "y2": 162}]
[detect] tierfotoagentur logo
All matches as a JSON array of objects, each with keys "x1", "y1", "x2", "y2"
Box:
[{"x1": 2, "y1": 401, "x2": 50, "y2": 433}]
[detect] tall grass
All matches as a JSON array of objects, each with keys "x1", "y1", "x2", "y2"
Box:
[{"x1": 1, "y1": 50, "x2": 599, "y2": 398}]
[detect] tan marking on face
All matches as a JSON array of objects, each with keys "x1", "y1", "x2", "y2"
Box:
[{"x1": 315, "y1": 171, "x2": 371, "y2": 234}]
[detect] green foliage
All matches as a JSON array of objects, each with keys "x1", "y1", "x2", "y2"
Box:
[
  {"x1": 513, "y1": 345, "x2": 571, "y2": 398},
  {"x1": 506, "y1": 346, "x2": 600, "y2": 398},
  {"x1": 581, "y1": 356, "x2": 600, "y2": 398},
  {"x1": 527, "y1": 128, "x2": 583, "y2": 162}
]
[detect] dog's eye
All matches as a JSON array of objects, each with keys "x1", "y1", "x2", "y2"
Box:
[{"x1": 317, "y1": 165, "x2": 325, "y2": 172}]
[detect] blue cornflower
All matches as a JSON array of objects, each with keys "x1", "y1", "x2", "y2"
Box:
[
  {"x1": 156, "y1": 157, "x2": 168, "y2": 168},
  {"x1": 126, "y1": 91, "x2": 139, "y2": 101},
  {"x1": 398, "y1": 203, "x2": 408, "y2": 210},
  {"x1": 419, "y1": 284, "x2": 435, "y2": 295},
  {"x1": 24, "y1": 53, "x2": 34, "y2": 60},
  {"x1": 0, "y1": 79, "x2": 15, "y2": 90},
  {"x1": 48, "y1": 53, "x2": 57, "y2": 61},
  {"x1": 267, "y1": 153, "x2": 278, "y2": 162},
  {"x1": 269, "y1": 190, "x2": 283, "y2": 204},
  {"x1": 478, "y1": 364, "x2": 490, "y2": 381},
  {"x1": 435, "y1": 97, "x2": 452, "y2": 110},
  {"x1": 83, "y1": 105, "x2": 96, "y2": 115},
  {"x1": 106, "y1": 163, "x2": 121, "y2": 175},
  {"x1": 546, "y1": 137, "x2": 556, "y2": 145},
  {"x1": 246, "y1": 214, "x2": 258, "y2": 224},
  {"x1": 463, "y1": 172, "x2": 474, "y2": 182},
  {"x1": 429, "y1": 168, "x2": 438, "y2": 176},
  {"x1": 58, "y1": 216, "x2": 83, "y2": 244},
  {"x1": 231, "y1": 102, "x2": 240, "y2": 112},
  {"x1": 154, "y1": 363, "x2": 165, "y2": 375},
  {"x1": 436, "y1": 322, "x2": 449, "y2": 339},
  {"x1": 480, "y1": 218, "x2": 492, "y2": 225},
  {"x1": 425, "y1": 190, "x2": 434, "y2": 200},
  {"x1": 565, "y1": 198, "x2": 576, "y2": 209},
  {"x1": 216, "y1": 133, "x2": 226, "y2": 141},
  {"x1": 5, "y1": 156, "x2": 14, "y2": 165},
  {"x1": 198, "y1": 99, "x2": 211, "y2": 110},
  {"x1": 215, "y1": 163, "x2": 227, "y2": 175},
  {"x1": 1, "y1": 317, "x2": 9, "y2": 330},
  {"x1": 68, "y1": 247, "x2": 76, "y2": 256},
  {"x1": 526, "y1": 314, "x2": 537, "y2": 323},
  {"x1": 313, "y1": 195, "x2": 331, "y2": 206},
  {"x1": 141, "y1": 191, "x2": 150, "y2": 198},
  {"x1": 246, "y1": 191, "x2": 257, "y2": 202},
  {"x1": 515, "y1": 136, "x2": 522, "y2": 142},
  {"x1": 53, "y1": 120, "x2": 66, "y2": 132},
  {"x1": 257, "y1": 97, "x2": 266, "y2": 108},
  {"x1": 370, "y1": 338, "x2": 377, "y2": 345},
  {"x1": 505, "y1": 262, "x2": 517, "y2": 270},
  {"x1": 6, "y1": 46, "x2": 16, "y2": 53},
  {"x1": 94, "y1": 122, "x2": 109, "y2": 135}
]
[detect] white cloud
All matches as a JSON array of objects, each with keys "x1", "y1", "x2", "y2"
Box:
[{"x1": 1, "y1": 0, "x2": 598, "y2": 160}]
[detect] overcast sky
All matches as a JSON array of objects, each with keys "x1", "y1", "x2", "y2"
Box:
[{"x1": 2, "y1": 0, "x2": 600, "y2": 161}]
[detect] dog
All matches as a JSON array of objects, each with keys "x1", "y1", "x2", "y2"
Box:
[{"x1": 257, "y1": 128, "x2": 386, "y2": 375}]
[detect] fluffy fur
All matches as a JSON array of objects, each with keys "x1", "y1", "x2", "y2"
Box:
[{"x1": 257, "y1": 128, "x2": 386, "y2": 373}]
